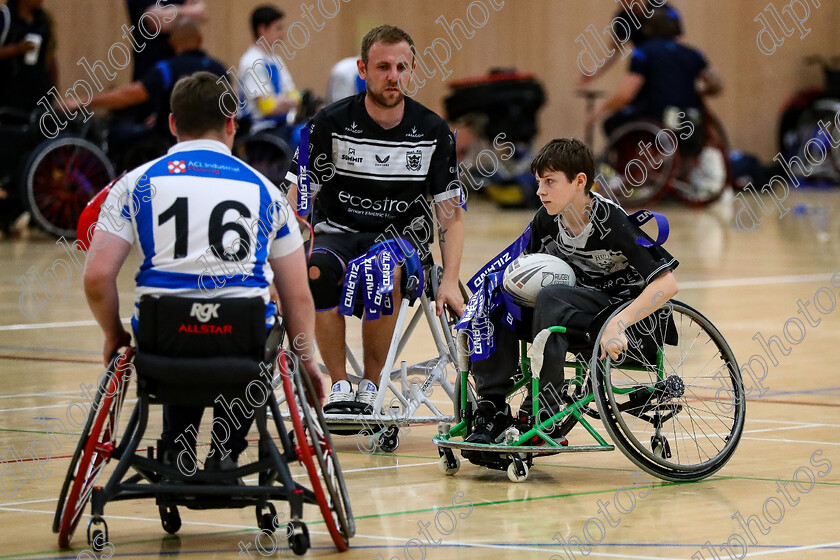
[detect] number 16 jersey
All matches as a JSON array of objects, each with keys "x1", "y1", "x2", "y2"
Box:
[{"x1": 96, "y1": 139, "x2": 303, "y2": 308}]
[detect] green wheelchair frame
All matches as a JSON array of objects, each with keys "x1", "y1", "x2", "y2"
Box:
[{"x1": 434, "y1": 299, "x2": 746, "y2": 483}]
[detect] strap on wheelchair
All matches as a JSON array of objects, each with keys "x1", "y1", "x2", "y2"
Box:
[
  {"x1": 629, "y1": 209, "x2": 670, "y2": 248},
  {"x1": 338, "y1": 238, "x2": 424, "y2": 320}
]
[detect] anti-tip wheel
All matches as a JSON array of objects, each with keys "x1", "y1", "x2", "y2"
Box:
[
  {"x1": 377, "y1": 426, "x2": 399, "y2": 453},
  {"x1": 507, "y1": 457, "x2": 529, "y2": 483},
  {"x1": 438, "y1": 453, "x2": 460, "y2": 475},
  {"x1": 287, "y1": 520, "x2": 311, "y2": 556},
  {"x1": 159, "y1": 505, "x2": 181, "y2": 534}
]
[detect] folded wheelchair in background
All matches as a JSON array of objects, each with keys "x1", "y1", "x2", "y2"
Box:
[{"x1": 53, "y1": 296, "x2": 354, "y2": 555}]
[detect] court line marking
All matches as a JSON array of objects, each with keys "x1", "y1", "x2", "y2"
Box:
[
  {"x1": 678, "y1": 272, "x2": 835, "y2": 290},
  {"x1": 744, "y1": 540, "x2": 840, "y2": 557},
  {"x1": 0, "y1": 390, "x2": 79, "y2": 401},
  {"x1": 0, "y1": 318, "x2": 130, "y2": 331},
  {"x1": 741, "y1": 436, "x2": 840, "y2": 446},
  {"x1": 0, "y1": 271, "x2": 833, "y2": 333}
]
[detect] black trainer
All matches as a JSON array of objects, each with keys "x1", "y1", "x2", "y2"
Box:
[
  {"x1": 465, "y1": 400, "x2": 513, "y2": 445},
  {"x1": 515, "y1": 410, "x2": 569, "y2": 447}
]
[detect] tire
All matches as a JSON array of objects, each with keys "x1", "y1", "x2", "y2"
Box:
[
  {"x1": 54, "y1": 349, "x2": 134, "y2": 548},
  {"x1": 279, "y1": 355, "x2": 354, "y2": 551},
  {"x1": 233, "y1": 133, "x2": 292, "y2": 188},
  {"x1": 591, "y1": 301, "x2": 745, "y2": 482},
  {"x1": 23, "y1": 136, "x2": 114, "y2": 238},
  {"x1": 596, "y1": 121, "x2": 677, "y2": 208},
  {"x1": 669, "y1": 113, "x2": 732, "y2": 206}
]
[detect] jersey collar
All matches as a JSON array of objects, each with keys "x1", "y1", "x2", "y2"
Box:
[{"x1": 167, "y1": 139, "x2": 231, "y2": 155}]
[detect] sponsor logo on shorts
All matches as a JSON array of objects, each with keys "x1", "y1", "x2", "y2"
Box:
[{"x1": 178, "y1": 323, "x2": 233, "y2": 334}]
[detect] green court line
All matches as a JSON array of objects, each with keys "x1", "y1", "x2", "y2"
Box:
[{"x1": 725, "y1": 475, "x2": 840, "y2": 487}]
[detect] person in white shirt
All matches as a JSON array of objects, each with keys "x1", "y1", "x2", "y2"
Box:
[{"x1": 237, "y1": 5, "x2": 299, "y2": 140}]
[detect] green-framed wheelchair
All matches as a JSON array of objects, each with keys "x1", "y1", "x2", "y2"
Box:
[{"x1": 434, "y1": 299, "x2": 746, "y2": 483}]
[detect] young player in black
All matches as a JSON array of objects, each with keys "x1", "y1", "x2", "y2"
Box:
[
  {"x1": 467, "y1": 138, "x2": 679, "y2": 444},
  {"x1": 285, "y1": 25, "x2": 464, "y2": 411}
]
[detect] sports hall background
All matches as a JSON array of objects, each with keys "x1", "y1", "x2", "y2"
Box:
[{"x1": 46, "y1": 0, "x2": 840, "y2": 160}]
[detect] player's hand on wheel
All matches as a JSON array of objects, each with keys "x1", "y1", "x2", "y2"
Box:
[
  {"x1": 599, "y1": 318, "x2": 627, "y2": 361},
  {"x1": 435, "y1": 280, "x2": 464, "y2": 318},
  {"x1": 103, "y1": 328, "x2": 132, "y2": 365}
]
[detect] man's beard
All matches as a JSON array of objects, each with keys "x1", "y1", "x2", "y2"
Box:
[{"x1": 366, "y1": 84, "x2": 403, "y2": 109}]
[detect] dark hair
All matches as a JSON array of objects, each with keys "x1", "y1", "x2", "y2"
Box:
[
  {"x1": 642, "y1": 7, "x2": 682, "y2": 39},
  {"x1": 530, "y1": 138, "x2": 595, "y2": 193},
  {"x1": 360, "y1": 25, "x2": 414, "y2": 65},
  {"x1": 250, "y1": 5, "x2": 284, "y2": 39},
  {"x1": 170, "y1": 71, "x2": 230, "y2": 137}
]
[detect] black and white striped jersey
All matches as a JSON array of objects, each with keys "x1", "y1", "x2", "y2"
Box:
[
  {"x1": 287, "y1": 92, "x2": 459, "y2": 236},
  {"x1": 526, "y1": 193, "x2": 678, "y2": 298}
]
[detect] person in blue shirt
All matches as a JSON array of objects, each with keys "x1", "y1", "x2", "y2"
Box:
[{"x1": 591, "y1": 7, "x2": 722, "y2": 136}]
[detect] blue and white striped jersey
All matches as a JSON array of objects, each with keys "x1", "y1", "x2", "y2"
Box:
[{"x1": 97, "y1": 139, "x2": 303, "y2": 316}]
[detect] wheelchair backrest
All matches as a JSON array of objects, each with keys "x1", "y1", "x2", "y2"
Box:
[{"x1": 136, "y1": 296, "x2": 266, "y2": 362}]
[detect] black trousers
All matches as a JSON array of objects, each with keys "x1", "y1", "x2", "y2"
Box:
[
  {"x1": 471, "y1": 285, "x2": 615, "y2": 411},
  {"x1": 161, "y1": 402, "x2": 255, "y2": 464}
]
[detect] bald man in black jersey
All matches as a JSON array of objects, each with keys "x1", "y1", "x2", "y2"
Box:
[{"x1": 286, "y1": 25, "x2": 464, "y2": 412}]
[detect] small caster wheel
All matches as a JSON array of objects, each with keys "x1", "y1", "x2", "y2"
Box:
[
  {"x1": 87, "y1": 517, "x2": 109, "y2": 552},
  {"x1": 438, "y1": 452, "x2": 460, "y2": 475},
  {"x1": 287, "y1": 520, "x2": 310, "y2": 556},
  {"x1": 257, "y1": 502, "x2": 278, "y2": 533},
  {"x1": 159, "y1": 504, "x2": 181, "y2": 534},
  {"x1": 507, "y1": 455, "x2": 529, "y2": 483},
  {"x1": 377, "y1": 426, "x2": 399, "y2": 453},
  {"x1": 437, "y1": 422, "x2": 451, "y2": 436}
]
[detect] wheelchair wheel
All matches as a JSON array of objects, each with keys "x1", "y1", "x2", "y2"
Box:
[
  {"x1": 279, "y1": 355, "x2": 354, "y2": 551},
  {"x1": 233, "y1": 133, "x2": 292, "y2": 187},
  {"x1": 670, "y1": 113, "x2": 732, "y2": 206},
  {"x1": 54, "y1": 349, "x2": 134, "y2": 548},
  {"x1": 23, "y1": 136, "x2": 115, "y2": 238},
  {"x1": 597, "y1": 121, "x2": 677, "y2": 208},
  {"x1": 590, "y1": 301, "x2": 745, "y2": 482}
]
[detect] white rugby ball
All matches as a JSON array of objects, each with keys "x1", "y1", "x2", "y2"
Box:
[{"x1": 503, "y1": 253, "x2": 576, "y2": 307}]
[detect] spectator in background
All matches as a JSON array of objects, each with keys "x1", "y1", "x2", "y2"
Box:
[
  {"x1": 578, "y1": 1, "x2": 680, "y2": 87},
  {"x1": 591, "y1": 7, "x2": 722, "y2": 136},
  {"x1": 238, "y1": 5, "x2": 299, "y2": 143},
  {"x1": 0, "y1": 0, "x2": 57, "y2": 112},
  {"x1": 126, "y1": 0, "x2": 207, "y2": 80},
  {"x1": 63, "y1": 20, "x2": 225, "y2": 169},
  {"x1": 325, "y1": 56, "x2": 364, "y2": 105}
]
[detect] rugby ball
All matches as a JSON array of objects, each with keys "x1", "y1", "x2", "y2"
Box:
[{"x1": 503, "y1": 253, "x2": 576, "y2": 307}]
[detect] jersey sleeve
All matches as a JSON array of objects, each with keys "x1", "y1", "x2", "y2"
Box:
[
  {"x1": 95, "y1": 174, "x2": 135, "y2": 245},
  {"x1": 139, "y1": 63, "x2": 165, "y2": 101},
  {"x1": 607, "y1": 208, "x2": 679, "y2": 285},
  {"x1": 629, "y1": 48, "x2": 650, "y2": 77},
  {"x1": 266, "y1": 189, "x2": 304, "y2": 259},
  {"x1": 428, "y1": 122, "x2": 459, "y2": 204}
]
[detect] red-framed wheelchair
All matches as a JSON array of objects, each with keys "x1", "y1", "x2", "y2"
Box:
[
  {"x1": 52, "y1": 297, "x2": 353, "y2": 555},
  {"x1": 596, "y1": 106, "x2": 732, "y2": 208}
]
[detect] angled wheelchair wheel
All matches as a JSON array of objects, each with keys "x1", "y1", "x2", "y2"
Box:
[
  {"x1": 597, "y1": 121, "x2": 677, "y2": 208},
  {"x1": 233, "y1": 133, "x2": 292, "y2": 187},
  {"x1": 279, "y1": 355, "x2": 354, "y2": 551},
  {"x1": 23, "y1": 136, "x2": 115, "y2": 238},
  {"x1": 591, "y1": 301, "x2": 745, "y2": 482},
  {"x1": 670, "y1": 113, "x2": 732, "y2": 206},
  {"x1": 54, "y1": 349, "x2": 134, "y2": 548}
]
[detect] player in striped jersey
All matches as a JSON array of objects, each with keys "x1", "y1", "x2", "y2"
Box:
[{"x1": 84, "y1": 71, "x2": 323, "y2": 469}]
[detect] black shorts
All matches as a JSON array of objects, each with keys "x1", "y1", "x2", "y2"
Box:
[{"x1": 305, "y1": 232, "x2": 429, "y2": 315}]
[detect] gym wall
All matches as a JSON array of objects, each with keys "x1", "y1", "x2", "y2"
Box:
[{"x1": 43, "y1": 0, "x2": 840, "y2": 160}]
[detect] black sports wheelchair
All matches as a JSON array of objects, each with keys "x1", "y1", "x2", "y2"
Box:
[{"x1": 53, "y1": 296, "x2": 353, "y2": 555}]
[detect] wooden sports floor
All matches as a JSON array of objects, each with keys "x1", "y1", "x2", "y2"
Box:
[{"x1": 1, "y1": 189, "x2": 839, "y2": 559}]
